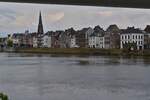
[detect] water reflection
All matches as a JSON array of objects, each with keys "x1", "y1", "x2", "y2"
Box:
[
  {"x1": 5, "y1": 52, "x2": 150, "y2": 65},
  {"x1": 0, "y1": 53, "x2": 150, "y2": 100}
]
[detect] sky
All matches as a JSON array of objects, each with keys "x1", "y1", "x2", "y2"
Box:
[{"x1": 0, "y1": 2, "x2": 150, "y2": 36}]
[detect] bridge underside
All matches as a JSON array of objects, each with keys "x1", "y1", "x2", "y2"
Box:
[{"x1": 0, "y1": 0, "x2": 150, "y2": 9}]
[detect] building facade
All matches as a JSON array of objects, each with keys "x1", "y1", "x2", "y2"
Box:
[
  {"x1": 89, "y1": 26, "x2": 105, "y2": 48},
  {"x1": 120, "y1": 27, "x2": 145, "y2": 50},
  {"x1": 42, "y1": 34, "x2": 52, "y2": 48}
]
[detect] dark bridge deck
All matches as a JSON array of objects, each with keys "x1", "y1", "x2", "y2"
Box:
[{"x1": 0, "y1": 0, "x2": 150, "y2": 9}]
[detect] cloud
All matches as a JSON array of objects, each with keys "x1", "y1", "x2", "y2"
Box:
[
  {"x1": 96, "y1": 11, "x2": 113, "y2": 17},
  {"x1": 0, "y1": 8, "x2": 16, "y2": 27},
  {"x1": 45, "y1": 12, "x2": 64, "y2": 22},
  {"x1": 0, "y1": 2, "x2": 149, "y2": 34}
]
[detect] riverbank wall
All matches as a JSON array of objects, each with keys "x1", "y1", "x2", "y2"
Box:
[{"x1": 13, "y1": 48, "x2": 150, "y2": 57}]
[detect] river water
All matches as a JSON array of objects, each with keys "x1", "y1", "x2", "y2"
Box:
[{"x1": 0, "y1": 53, "x2": 150, "y2": 100}]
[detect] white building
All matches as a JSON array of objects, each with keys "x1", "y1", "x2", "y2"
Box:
[
  {"x1": 89, "y1": 33, "x2": 105, "y2": 48},
  {"x1": 42, "y1": 35, "x2": 51, "y2": 48},
  {"x1": 70, "y1": 35, "x2": 79, "y2": 48},
  {"x1": 120, "y1": 27, "x2": 145, "y2": 50},
  {"x1": 12, "y1": 38, "x2": 19, "y2": 46},
  {"x1": 33, "y1": 37, "x2": 38, "y2": 48}
]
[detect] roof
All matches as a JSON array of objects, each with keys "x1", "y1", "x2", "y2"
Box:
[
  {"x1": 90, "y1": 31, "x2": 105, "y2": 37},
  {"x1": 106, "y1": 24, "x2": 120, "y2": 33},
  {"x1": 144, "y1": 25, "x2": 150, "y2": 33},
  {"x1": 45, "y1": 31, "x2": 54, "y2": 36},
  {"x1": 12, "y1": 33, "x2": 25, "y2": 38},
  {"x1": 121, "y1": 27, "x2": 145, "y2": 34}
]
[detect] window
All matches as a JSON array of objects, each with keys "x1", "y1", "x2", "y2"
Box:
[
  {"x1": 139, "y1": 35, "x2": 140, "y2": 39},
  {"x1": 133, "y1": 35, "x2": 134, "y2": 39},
  {"x1": 141, "y1": 35, "x2": 143, "y2": 39},
  {"x1": 128, "y1": 35, "x2": 130, "y2": 39},
  {"x1": 136, "y1": 35, "x2": 137, "y2": 39}
]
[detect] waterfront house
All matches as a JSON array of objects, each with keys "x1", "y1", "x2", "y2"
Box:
[
  {"x1": 105, "y1": 24, "x2": 121, "y2": 49},
  {"x1": 51, "y1": 31, "x2": 62, "y2": 48},
  {"x1": 120, "y1": 27, "x2": 145, "y2": 50},
  {"x1": 57, "y1": 30, "x2": 69, "y2": 48},
  {"x1": 12, "y1": 33, "x2": 25, "y2": 48},
  {"x1": 33, "y1": 36, "x2": 38, "y2": 48},
  {"x1": 76, "y1": 27, "x2": 93, "y2": 48},
  {"x1": 144, "y1": 25, "x2": 150, "y2": 49},
  {"x1": 64, "y1": 28, "x2": 79, "y2": 48},
  {"x1": 84, "y1": 27, "x2": 94, "y2": 47},
  {"x1": 69, "y1": 32, "x2": 79, "y2": 48},
  {"x1": 89, "y1": 26, "x2": 105, "y2": 48},
  {"x1": 42, "y1": 31, "x2": 52, "y2": 48},
  {"x1": 27, "y1": 32, "x2": 37, "y2": 48},
  {"x1": 0, "y1": 37, "x2": 7, "y2": 49}
]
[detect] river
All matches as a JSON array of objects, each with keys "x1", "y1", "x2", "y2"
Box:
[{"x1": 0, "y1": 53, "x2": 150, "y2": 100}]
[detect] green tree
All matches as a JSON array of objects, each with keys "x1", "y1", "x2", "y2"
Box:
[
  {"x1": 7, "y1": 40, "x2": 13, "y2": 47},
  {"x1": 123, "y1": 42, "x2": 137, "y2": 51},
  {"x1": 0, "y1": 93, "x2": 8, "y2": 100}
]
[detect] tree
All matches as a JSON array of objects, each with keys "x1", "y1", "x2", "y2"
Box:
[
  {"x1": 123, "y1": 42, "x2": 137, "y2": 51},
  {"x1": 7, "y1": 39, "x2": 13, "y2": 47},
  {"x1": 0, "y1": 93, "x2": 8, "y2": 100}
]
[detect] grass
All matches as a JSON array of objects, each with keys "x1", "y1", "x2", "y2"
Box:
[
  {"x1": 14, "y1": 47, "x2": 148, "y2": 56},
  {"x1": 15, "y1": 48, "x2": 122, "y2": 55}
]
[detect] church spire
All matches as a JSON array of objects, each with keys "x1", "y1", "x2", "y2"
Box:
[
  {"x1": 37, "y1": 11, "x2": 44, "y2": 47},
  {"x1": 37, "y1": 11, "x2": 44, "y2": 35}
]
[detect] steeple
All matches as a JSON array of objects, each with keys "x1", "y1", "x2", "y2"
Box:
[
  {"x1": 37, "y1": 11, "x2": 44, "y2": 35},
  {"x1": 37, "y1": 11, "x2": 44, "y2": 47}
]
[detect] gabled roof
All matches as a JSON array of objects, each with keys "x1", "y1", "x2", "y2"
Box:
[
  {"x1": 94, "y1": 25, "x2": 104, "y2": 32},
  {"x1": 12, "y1": 33, "x2": 25, "y2": 38},
  {"x1": 144, "y1": 25, "x2": 150, "y2": 33},
  {"x1": 106, "y1": 24, "x2": 120, "y2": 33},
  {"x1": 45, "y1": 31, "x2": 54, "y2": 36}
]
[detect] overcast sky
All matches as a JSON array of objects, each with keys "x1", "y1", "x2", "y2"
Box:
[{"x1": 0, "y1": 2, "x2": 150, "y2": 36}]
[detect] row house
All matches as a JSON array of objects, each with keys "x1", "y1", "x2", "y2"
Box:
[
  {"x1": 144, "y1": 25, "x2": 150, "y2": 49},
  {"x1": 85, "y1": 27, "x2": 94, "y2": 47},
  {"x1": 0, "y1": 37, "x2": 7, "y2": 49},
  {"x1": 42, "y1": 31, "x2": 53, "y2": 48},
  {"x1": 120, "y1": 27, "x2": 145, "y2": 50},
  {"x1": 76, "y1": 27, "x2": 93, "y2": 48},
  {"x1": 12, "y1": 33, "x2": 25, "y2": 48},
  {"x1": 89, "y1": 26, "x2": 105, "y2": 48},
  {"x1": 70, "y1": 34, "x2": 79, "y2": 48},
  {"x1": 51, "y1": 31, "x2": 62, "y2": 48},
  {"x1": 64, "y1": 28, "x2": 79, "y2": 48},
  {"x1": 105, "y1": 24, "x2": 121, "y2": 49},
  {"x1": 30, "y1": 32, "x2": 38, "y2": 48},
  {"x1": 62, "y1": 28, "x2": 75, "y2": 48},
  {"x1": 12, "y1": 31, "x2": 38, "y2": 48},
  {"x1": 42, "y1": 29, "x2": 78, "y2": 48}
]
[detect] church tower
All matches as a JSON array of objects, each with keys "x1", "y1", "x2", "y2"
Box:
[
  {"x1": 37, "y1": 11, "x2": 44, "y2": 47},
  {"x1": 38, "y1": 11, "x2": 44, "y2": 35}
]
